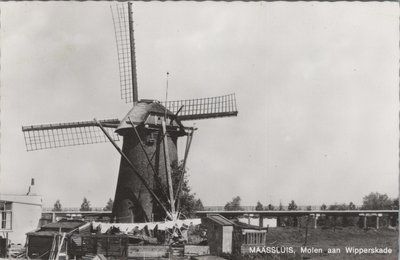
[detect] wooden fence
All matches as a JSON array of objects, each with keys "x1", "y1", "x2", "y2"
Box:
[{"x1": 233, "y1": 228, "x2": 268, "y2": 254}]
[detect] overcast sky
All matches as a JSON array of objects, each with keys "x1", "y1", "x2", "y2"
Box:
[{"x1": 0, "y1": 2, "x2": 398, "y2": 209}]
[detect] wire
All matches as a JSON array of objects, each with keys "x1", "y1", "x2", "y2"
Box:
[{"x1": 165, "y1": 72, "x2": 169, "y2": 120}]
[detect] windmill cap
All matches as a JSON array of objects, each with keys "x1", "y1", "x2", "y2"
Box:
[{"x1": 115, "y1": 100, "x2": 184, "y2": 135}]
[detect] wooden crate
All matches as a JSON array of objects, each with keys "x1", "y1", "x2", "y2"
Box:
[
  {"x1": 184, "y1": 245, "x2": 210, "y2": 256},
  {"x1": 127, "y1": 245, "x2": 169, "y2": 258}
]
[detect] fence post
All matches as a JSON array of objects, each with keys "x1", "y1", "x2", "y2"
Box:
[
  {"x1": 363, "y1": 215, "x2": 367, "y2": 229},
  {"x1": 376, "y1": 215, "x2": 379, "y2": 229},
  {"x1": 258, "y1": 216, "x2": 263, "y2": 227},
  {"x1": 314, "y1": 214, "x2": 318, "y2": 229}
]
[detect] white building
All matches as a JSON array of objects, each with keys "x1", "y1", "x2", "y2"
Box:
[{"x1": 0, "y1": 194, "x2": 42, "y2": 245}]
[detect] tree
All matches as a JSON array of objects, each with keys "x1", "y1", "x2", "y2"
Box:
[
  {"x1": 392, "y1": 198, "x2": 399, "y2": 210},
  {"x1": 278, "y1": 202, "x2": 283, "y2": 211},
  {"x1": 320, "y1": 204, "x2": 327, "y2": 210},
  {"x1": 328, "y1": 203, "x2": 358, "y2": 226},
  {"x1": 255, "y1": 201, "x2": 264, "y2": 211},
  {"x1": 267, "y1": 204, "x2": 275, "y2": 211},
  {"x1": 80, "y1": 197, "x2": 92, "y2": 211},
  {"x1": 104, "y1": 198, "x2": 113, "y2": 211},
  {"x1": 178, "y1": 193, "x2": 205, "y2": 218},
  {"x1": 170, "y1": 161, "x2": 204, "y2": 218},
  {"x1": 328, "y1": 203, "x2": 348, "y2": 210},
  {"x1": 53, "y1": 200, "x2": 62, "y2": 212},
  {"x1": 150, "y1": 160, "x2": 205, "y2": 219},
  {"x1": 288, "y1": 200, "x2": 297, "y2": 211},
  {"x1": 285, "y1": 200, "x2": 298, "y2": 227},
  {"x1": 194, "y1": 199, "x2": 204, "y2": 211},
  {"x1": 224, "y1": 196, "x2": 243, "y2": 211},
  {"x1": 306, "y1": 205, "x2": 312, "y2": 211},
  {"x1": 362, "y1": 192, "x2": 393, "y2": 210}
]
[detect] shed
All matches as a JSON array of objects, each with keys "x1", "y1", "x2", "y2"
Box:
[
  {"x1": 203, "y1": 214, "x2": 234, "y2": 255},
  {"x1": 26, "y1": 220, "x2": 90, "y2": 259}
]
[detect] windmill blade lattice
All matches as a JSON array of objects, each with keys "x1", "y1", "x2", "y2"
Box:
[
  {"x1": 162, "y1": 93, "x2": 238, "y2": 121},
  {"x1": 111, "y1": 3, "x2": 138, "y2": 103},
  {"x1": 22, "y1": 119, "x2": 120, "y2": 151}
]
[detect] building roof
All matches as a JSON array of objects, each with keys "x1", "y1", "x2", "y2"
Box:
[
  {"x1": 0, "y1": 194, "x2": 42, "y2": 206},
  {"x1": 26, "y1": 231, "x2": 60, "y2": 237},
  {"x1": 116, "y1": 100, "x2": 185, "y2": 135},
  {"x1": 40, "y1": 221, "x2": 87, "y2": 232},
  {"x1": 27, "y1": 221, "x2": 90, "y2": 237},
  {"x1": 117, "y1": 101, "x2": 172, "y2": 128}
]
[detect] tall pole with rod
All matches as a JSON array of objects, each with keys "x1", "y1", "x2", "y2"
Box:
[
  {"x1": 128, "y1": 2, "x2": 138, "y2": 102},
  {"x1": 163, "y1": 72, "x2": 176, "y2": 216}
]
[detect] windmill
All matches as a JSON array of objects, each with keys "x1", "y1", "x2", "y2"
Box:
[{"x1": 21, "y1": 3, "x2": 238, "y2": 223}]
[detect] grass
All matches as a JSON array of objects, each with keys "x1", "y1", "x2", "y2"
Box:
[{"x1": 225, "y1": 226, "x2": 398, "y2": 260}]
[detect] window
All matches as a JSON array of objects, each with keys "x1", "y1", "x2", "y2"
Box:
[
  {"x1": 146, "y1": 131, "x2": 158, "y2": 145},
  {"x1": 0, "y1": 202, "x2": 12, "y2": 230},
  {"x1": 145, "y1": 113, "x2": 178, "y2": 127}
]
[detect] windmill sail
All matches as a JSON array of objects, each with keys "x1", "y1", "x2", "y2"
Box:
[
  {"x1": 111, "y1": 3, "x2": 138, "y2": 104},
  {"x1": 162, "y1": 93, "x2": 238, "y2": 121},
  {"x1": 22, "y1": 119, "x2": 120, "y2": 151}
]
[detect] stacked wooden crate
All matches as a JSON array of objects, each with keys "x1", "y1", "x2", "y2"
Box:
[{"x1": 96, "y1": 235, "x2": 128, "y2": 257}]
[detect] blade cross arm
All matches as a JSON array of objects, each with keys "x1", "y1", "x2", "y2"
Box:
[
  {"x1": 111, "y1": 3, "x2": 138, "y2": 104},
  {"x1": 22, "y1": 119, "x2": 120, "y2": 151},
  {"x1": 162, "y1": 93, "x2": 238, "y2": 121},
  {"x1": 22, "y1": 119, "x2": 120, "y2": 131}
]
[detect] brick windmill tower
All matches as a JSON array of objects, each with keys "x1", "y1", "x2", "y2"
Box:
[{"x1": 22, "y1": 3, "x2": 238, "y2": 223}]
